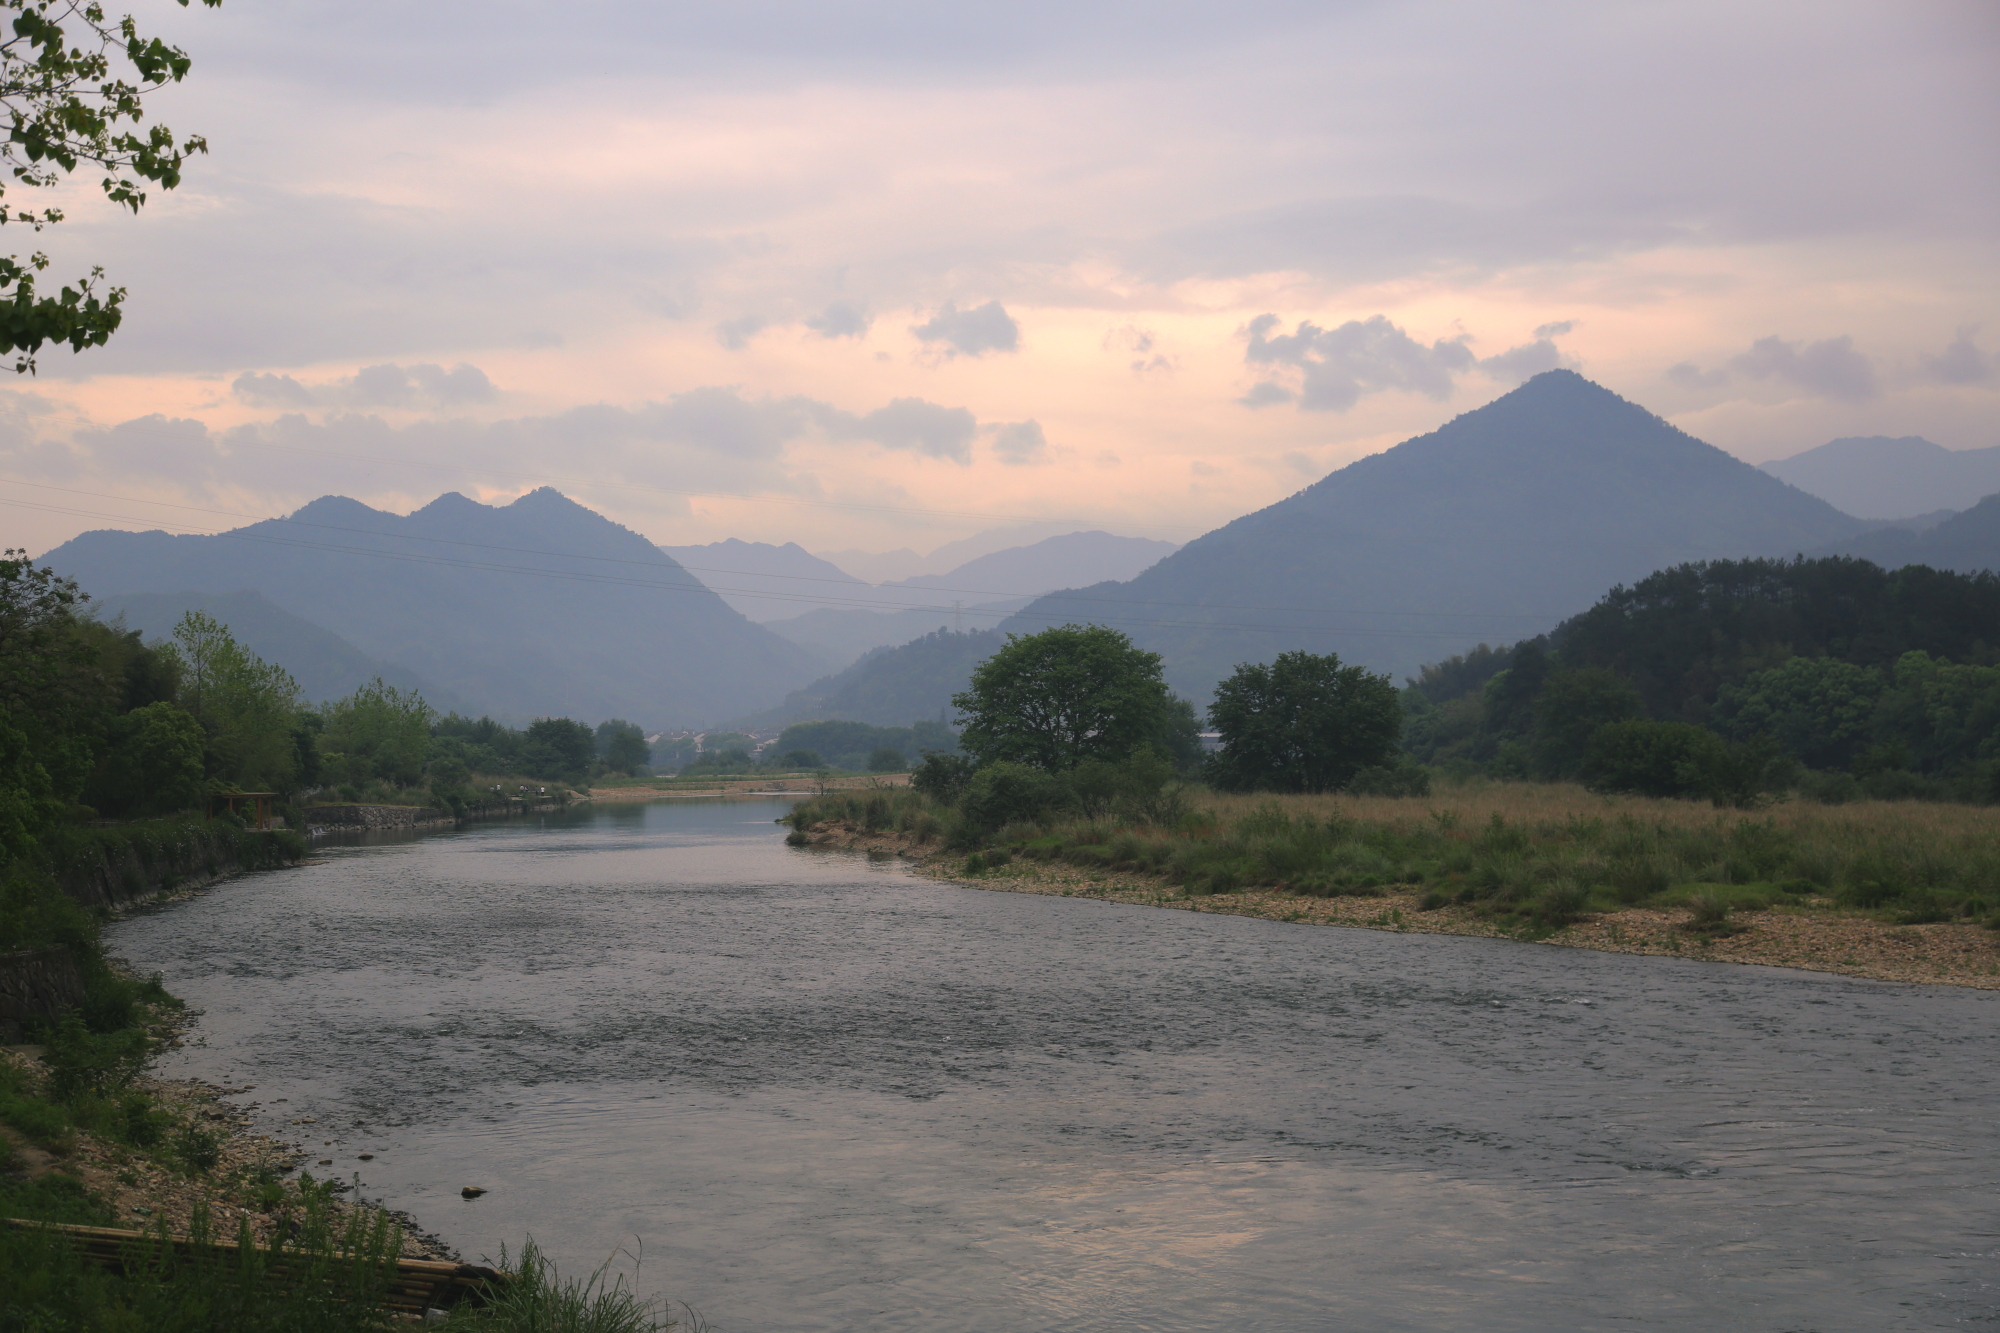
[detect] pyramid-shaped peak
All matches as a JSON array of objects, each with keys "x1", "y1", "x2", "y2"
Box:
[
  {"x1": 412, "y1": 491, "x2": 489, "y2": 516},
  {"x1": 287, "y1": 495, "x2": 391, "y2": 525},
  {"x1": 507, "y1": 486, "x2": 591, "y2": 513}
]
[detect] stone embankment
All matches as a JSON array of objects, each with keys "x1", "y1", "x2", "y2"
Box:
[
  {"x1": 301, "y1": 804, "x2": 454, "y2": 834},
  {"x1": 0, "y1": 947, "x2": 85, "y2": 1039},
  {"x1": 60, "y1": 824, "x2": 302, "y2": 912}
]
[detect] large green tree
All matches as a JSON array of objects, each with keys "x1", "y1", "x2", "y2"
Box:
[
  {"x1": 319, "y1": 677, "x2": 434, "y2": 787},
  {"x1": 161, "y1": 610, "x2": 301, "y2": 790},
  {"x1": 953, "y1": 624, "x2": 1170, "y2": 772},
  {"x1": 1206, "y1": 650, "x2": 1401, "y2": 793},
  {"x1": 0, "y1": 0, "x2": 220, "y2": 372}
]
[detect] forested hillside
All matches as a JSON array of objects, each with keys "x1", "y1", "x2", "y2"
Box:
[
  {"x1": 729, "y1": 627, "x2": 1008, "y2": 729},
  {"x1": 1006, "y1": 371, "x2": 1871, "y2": 699},
  {"x1": 1404, "y1": 555, "x2": 2000, "y2": 803},
  {"x1": 40, "y1": 488, "x2": 821, "y2": 726}
]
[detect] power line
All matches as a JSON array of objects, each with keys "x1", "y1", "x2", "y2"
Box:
[
  {"x1": 0, "y1": 492, "x2": 1557, "y2": 643},
  {"x1": 13, "y1": 410, "x2": 1200, "y2": 536},
  {"x1": 1, "y1": 477, "x2": 1572, "y2": 626}
]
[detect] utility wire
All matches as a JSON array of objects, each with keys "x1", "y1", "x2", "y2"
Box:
[
  {"x1": 2, "y1": 477, "x2": 1570, "y2": 627},
  {"x1": 0, "y1": 493, "x2": 1549, "y2": 643}
]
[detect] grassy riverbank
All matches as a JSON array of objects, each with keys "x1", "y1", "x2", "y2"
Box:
[{"x1": 784, "y1": 782, "x2": 2000, "y2": 988}]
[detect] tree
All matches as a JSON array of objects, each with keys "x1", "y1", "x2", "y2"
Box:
[
  {"x1": 318, "y1": 677, "x2": 433, "y2": 787},
  {"x1": 953, "y1": 624, "x2": 1170, "y2": 772},
  {"x1": 1206, "y1": 650, "x2": 1401, "y2": 793},
  {"x1": 1531, "y1": 667, "x2": 1642, "y2": 778},
  {"x1": 594, "y1": 719, "x2": 650, "y2": 774},
  {"x1": 521, "y1": 717, "x2": 594, "y2": 782},
  {"x1": 1712, "y1": 656, "x2": 1884, "y2": 770},
  {"x1": 0, "y1": 0, "x2": 221, "y2": 373},
  {"x1": 160, "y1": 610, "x2": 300, "y2": 790}
]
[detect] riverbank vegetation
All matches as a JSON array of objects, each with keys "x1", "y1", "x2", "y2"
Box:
[
  {"x1": 788, "y1": 780, "x2": 2000, "y2": 930},
  {"x1": 785, "y1": 616, "x2": 1998, "y2": 945},
  {"x1": 1403, "y1": 556, "x2": 2000, "y2": 806}
]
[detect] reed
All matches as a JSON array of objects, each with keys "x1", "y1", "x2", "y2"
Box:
[{"x1": 786, "y1": 781, "x2": 2000, "y2": 927}]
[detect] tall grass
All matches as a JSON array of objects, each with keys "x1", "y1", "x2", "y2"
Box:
[
  {"x1": 456, "y1": 1239, "x2": 697, "y2": 1332},
  {"x1": 786, "y1": 782, "x2": 2000, "y2": 927}
]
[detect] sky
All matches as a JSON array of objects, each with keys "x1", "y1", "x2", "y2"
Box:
[{"x1": 4, "y1": 0, "x2": 1997, "y2": 562}]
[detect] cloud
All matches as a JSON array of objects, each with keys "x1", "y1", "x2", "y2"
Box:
[
  {"x1": 1106, "y1": 325, "x2": 1174, "y2": 374},
  {"x1": 344, "y1": 363, "x2": 497, "y2": 408},
  {"x1": 714, "y1": 315, "x2": 770, "y2": 351},
  {"x1": 1665, "y1": 361, "x2": 1729, "y2": 389},
  {"x1": 1919, "y1": 326, "x2": 1990, "y2": 385},
  {"x1": 1728, "y1": 334, "x2": 1879, "y2": 402},
  {"x1": 986, "y1": 420, "x2": 1050, "y2": 466},
  {"x1": 804, "y1": 300, "x2": 871, "y2": 339},
  {"x1": 1533, "y1": 320, "x2": 1576, "y2": 339},
  {"x1": 230, "y1": 363, "x2": 497, "y2": 410},
  {"x1": 232, "y1": 372, "x2": 316, "y2": 408},
  {"x1": 1477, "y1": 336, "x2": 1576, "y2": 385},
  {"x1": 825, "y1": 396, "x2": 979, "y2": 462},
  {"x1": 1236, "y1": 381, "x2": 1296, "y2": 408},
  {"x1": 1242, "y1": 313, "x2": 1474, "y2": 411},
  {"x1": 911, "y1": 300, "x2": 1019, "y2": 358}
]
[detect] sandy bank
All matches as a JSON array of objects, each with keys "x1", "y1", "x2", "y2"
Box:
[{"x1": 797, "y1": 821, "x2": 2000, "y2": 990}]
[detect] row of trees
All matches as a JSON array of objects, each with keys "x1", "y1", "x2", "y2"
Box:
[
  {"x1": 897, "y1": 623, "x2": 1401, "y2": 830},
  {"x1": 0, "y1": 555, "x2": 662, "y2": 846},
  {"x1": 1402, "y1": 556, "x2": 2000, "y2": 804}
]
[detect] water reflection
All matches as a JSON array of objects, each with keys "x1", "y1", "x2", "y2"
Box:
[{"x1": 108, "y1": 799, "x2": 2000, "y2": 1332}]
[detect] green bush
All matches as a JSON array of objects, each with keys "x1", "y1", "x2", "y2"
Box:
[{"x1": 959, "y1": 762, "x2": 1072, "y2": 835}]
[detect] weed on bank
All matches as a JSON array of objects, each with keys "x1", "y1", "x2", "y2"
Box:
[{"x1": 784, "y1": 781, "x2": 2000, "y2": 935}]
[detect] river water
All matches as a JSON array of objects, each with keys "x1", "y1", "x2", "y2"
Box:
[{"x1": 105, "y1": 800, "x2": 1999, "y2": 1332}]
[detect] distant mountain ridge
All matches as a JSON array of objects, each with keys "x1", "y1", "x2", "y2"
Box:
[
  {"x1": 42, "y1": 488, "x2": 822, "y2": 726},
  {"x1": 89, "y1": 589, "x2": 463, "y2": 709},
  {"x1": 726, "y1": 628, "x2": 1006, "y2": 730},
  {"x1": 1814, "y1": 493, "x2": 2000, "y2": 574},
  {"x1": 1004, "y1": 370, "x2": 1873, "y2": 699},
  {"x1": 752, "y1": 530, "x2": 1182, "y2": 670},
  {"x1": 882, "y1": 531, "x2": 1179, "y2": 595},
  {"x1": 1762, "y1": 435, "x2": 2000, "y2": 519},
  {"x1": 656, "y1": 538, "x2": 866, "y2": 622}
]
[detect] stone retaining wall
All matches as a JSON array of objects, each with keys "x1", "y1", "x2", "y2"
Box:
[
  {"x1": 0, "y1": 947, "x2": 85, "y2": 1040},
  {"x1": 303, "y1": 804, "x2": 454, "y2": 833}
]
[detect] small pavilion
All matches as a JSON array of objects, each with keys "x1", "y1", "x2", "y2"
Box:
[{"x1": 210, "y1": 792, "x2": 276, "y2": 830}]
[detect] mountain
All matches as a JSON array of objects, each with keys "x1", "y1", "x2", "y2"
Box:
[
  {"x1": 1761, "y1": 436, "x2": 2000, "y2": 518},
  {"x1": 726, "y1": 628, "x2": 1006, "y2": 730},
  {"x1": 811, "y1": 545, "x2": 929, "y2": 585},
  {"x1": 762, "y1": 600, "x2": 1028, "y2": 670},
  {"x1": 1816, "y1": 492, "x2": 2000, "y2": 574},
  {"x1": 88, "y1": 590, "x2": 463, "y2": 709},
  {"x1": 883, "y1": 530, "x2": 1180, "y2": 595},
  {"x1": 1004, "y1": 370, "x2": 1874, "y2": 700},
  {"x1": 41, "y1": 488, "x2": 822, "y2": 727},
  {"x1": 656, "y1": 538, "x2": 867, "y2": 622},
  {"x1": 759, "y1": 531, "x2": 1181, "y2": 669}
]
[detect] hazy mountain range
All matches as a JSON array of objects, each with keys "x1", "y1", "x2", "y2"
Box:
[
  {"x1": 90, "y1": 589, "x2": 464, "y2": 710},
  {"x1": 1817, "y1": 493, "x2": 2000, "y2": 574},
  {"x1": 665, "y1": 529, "x2": 1181, "y2": 668},
  {"x1": 1002, "y1": 371, "x2": 1878, "y2": 700},
  {"x1": 42, "y1": 488, "x2": 820, "y2": 727},
  {"x1": 1761, "y1": 435, "x2": 2000, "y2": 519},
  {"x1": 37, "y1": 372, "x2": 1999, "y2": 734}
]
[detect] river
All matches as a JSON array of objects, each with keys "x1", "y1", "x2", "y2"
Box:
[{"x1": 105, "y1": 799, "x2": 2000, "y2": 1332}]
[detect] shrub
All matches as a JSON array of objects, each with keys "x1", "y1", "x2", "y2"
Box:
[
  {"x1": 1347, "y1": 763, "x2": 1432, "y2": 797},
  {"x1": 959, "y1": 762, "x2": 1071, "y2": 834},
  {"x1": 910, "y1": 752, "x2": 977, "y2": 805}
]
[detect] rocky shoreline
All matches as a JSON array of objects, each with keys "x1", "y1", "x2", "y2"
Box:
[
  {"x1": 795, "y1": 820, "x2": 2000, "y2": 990},
  {"x1": 1, "y1": 997, "x2": 457, "y2": 1261}
]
